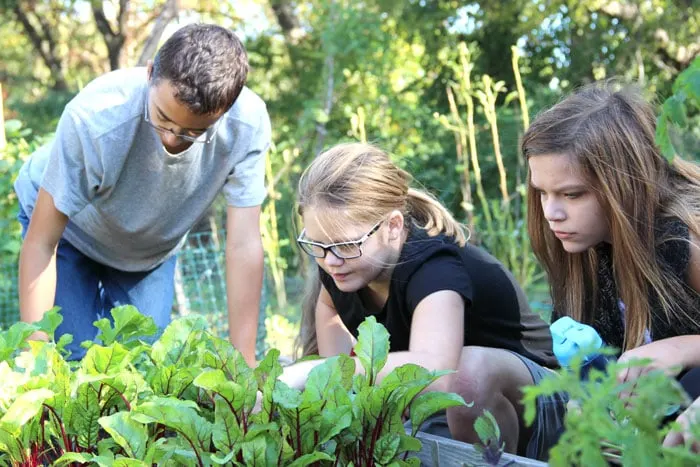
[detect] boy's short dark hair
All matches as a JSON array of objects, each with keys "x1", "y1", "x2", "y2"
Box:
[{"x1": 151, "y1": 23, "x2": 249, "y2": 115}]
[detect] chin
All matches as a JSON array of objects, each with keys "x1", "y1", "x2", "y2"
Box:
[
  {"x1": 334, "y1": 281, "x2": 362, "y2": 293},
  {"x1": 561, "y1": 241, "x2": 593, "y2": 254},
  {"x1": 332, "y1": 275, "x2": 368, "y2": 293}
]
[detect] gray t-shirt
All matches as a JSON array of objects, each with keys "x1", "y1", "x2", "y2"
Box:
[{"x1": 14, "y1": 67, "x2": 271, "y2": 272}]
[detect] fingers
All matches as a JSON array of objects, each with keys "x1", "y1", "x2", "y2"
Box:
[{"x1": 663, "y1": 429, "x2": 686, "y2": 448}]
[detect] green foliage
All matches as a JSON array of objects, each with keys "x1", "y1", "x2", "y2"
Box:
[
  {"x1": 0, "y1": 119, "x2": 51, "y2": 327},
  {"x1": 0, "y1": 306, "x2": 465, "y2": 466},
  {"x1": 470, "y1": 410, "x2": 506, "y2": 466},
  {"x1": 522, "y1": 353, "x2": 700, "y2": 466},
  {"x1": 656, "y1": 56, "x2": 700, "y2": 161}
]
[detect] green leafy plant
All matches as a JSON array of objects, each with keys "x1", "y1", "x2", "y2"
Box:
[
  {"x1": 522, "y1": 352, "x2": 700, "y2": 467},
  {"x1": 656, "y1": 55, "x2": 700, "y2": 161},
  {"x1": 0, "y1": 307, "x2": 465, "y2": 466},
  {"x1": 463, "y1": 410, "x2": 513, "y2": 467}
]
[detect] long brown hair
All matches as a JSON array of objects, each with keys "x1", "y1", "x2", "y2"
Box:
[
  {"x1": 294, "y1": 142, "x2": 468, "y2": 356},
  {"x1": 523, "y1": 82, "x2": 700, "y2": 351}
]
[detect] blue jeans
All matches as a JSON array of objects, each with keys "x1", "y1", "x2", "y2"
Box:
[{"x1": 18, "y1": 206, "x2": 176, "y2": 360}]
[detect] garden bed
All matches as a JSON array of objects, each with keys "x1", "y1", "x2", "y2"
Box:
[{"x1": 412, "y1": 431, "x2": 547, "y2": 466}]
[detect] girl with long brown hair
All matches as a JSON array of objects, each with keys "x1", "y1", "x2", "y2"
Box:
[
  {"x1": 281, "y1": 142, "x2": 562, "y2": 460},
  {"x1": 525, "y1": 82, "x2": 700, "y2": 410}
]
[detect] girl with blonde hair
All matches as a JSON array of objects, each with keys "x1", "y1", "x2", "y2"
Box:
[
  {"x1": 281, "y1": 142, "x2": 561, "y2": 460},
  {"x1": 525, "y1": 82, "x2": 700, "y2": 442}
]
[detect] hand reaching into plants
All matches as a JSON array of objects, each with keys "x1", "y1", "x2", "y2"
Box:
[
  {"x1": 663, "y1": 396, "x2": 700, "y2": 451},
  {"x1": 617, "y1": 338, "x2": 685, "y2": 385}
]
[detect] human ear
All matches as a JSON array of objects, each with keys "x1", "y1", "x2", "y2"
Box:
[{"x1": 387, "y1": 210, "x2": 404, "y2": 240}]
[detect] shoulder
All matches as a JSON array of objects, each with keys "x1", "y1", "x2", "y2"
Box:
[
  {"x1": 224, "y1": 87, "x2": 269, "y2": 129},
  {"x1": 397, "y1": 228, "x2": 473, "y2": 308},
  {"x1": 65, "y1": 68, "x2": 147, "y2": 137}
]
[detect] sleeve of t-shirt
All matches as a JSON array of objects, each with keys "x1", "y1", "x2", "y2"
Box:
[
  {"x1": 222, "y1": 106, "x2": 272, "y2": 207},
  {"x1": 40, "y1": 107, "x2": 103, "y2": 217},
  {"x1": 405, "y1": 253, "x2": 474, "y2": 314}
]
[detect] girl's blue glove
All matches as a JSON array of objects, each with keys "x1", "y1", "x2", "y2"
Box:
[{"x1": 551, "y1": 316, "x2": 614, "y2": 379}]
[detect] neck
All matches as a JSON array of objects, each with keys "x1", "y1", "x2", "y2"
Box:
[{"x1": 365, "y1": 228, "x2": 408, "y2": 297}]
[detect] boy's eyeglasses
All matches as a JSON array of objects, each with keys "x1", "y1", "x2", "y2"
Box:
[
  {"x1": 143, "y1": 101, "x2": 222, "y2": 144},
  {"x1": 297, "y1": 220, "x2": 383, "y2": 259}
]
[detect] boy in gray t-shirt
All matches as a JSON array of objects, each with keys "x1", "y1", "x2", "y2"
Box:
[{"x1": 13, "y1": 24, "x2": 271, "y2": 364}]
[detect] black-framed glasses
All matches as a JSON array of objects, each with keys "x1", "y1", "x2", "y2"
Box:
[
  {"x1": 143, "y1": 101, "x2": 222, "y2": 144},
  {"x1": 297, "y1": 220, "x2": 383, "y2": 259}
]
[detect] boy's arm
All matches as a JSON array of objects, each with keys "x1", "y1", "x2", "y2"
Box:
[
  {"x1": 19, "y1": 188, "x2": 69, "y2": 336},
  {"x1": 225, "y1": 204, "x2": 264, "y2": 367}
]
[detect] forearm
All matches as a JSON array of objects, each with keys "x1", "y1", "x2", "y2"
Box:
[
  {"x1": 225, "y1": 239, "x2": 264, "y2": 367},
  {"x1": 19, "y1": 241, "x2": 58, "y2": 325},
  {"x1": 658, "y1": 335, "x2": 700, "y2": 369}
]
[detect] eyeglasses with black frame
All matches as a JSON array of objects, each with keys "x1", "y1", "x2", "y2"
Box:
[
  {"x1": 296, "y1": 220, "x2": 383, "y2": 259},
  {"x1": 143, "y1": 100, "x2": 222, "y2": 144}
]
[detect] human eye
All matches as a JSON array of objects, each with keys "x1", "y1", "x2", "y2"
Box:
[
  {"x1": 332, "y1": 242, "x2": 361, "y2": 258},
  {"x1": 564, "y1": 192, "x2": 583, "y2": 200}
]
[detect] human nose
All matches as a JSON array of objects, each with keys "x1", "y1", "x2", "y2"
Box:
[
  {"x1": 160, "y1": 130, "x2": 181, "y2": 147},
  {"x1": 322, "y1": 249, "x2": 345, "y2": 267},
  {"x1": 542, "y1": 197, "x2": 566, "y2": 222}
]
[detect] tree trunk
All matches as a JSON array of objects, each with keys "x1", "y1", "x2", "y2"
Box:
[
  {"x1": 91, "y1": 0, "x2": 130, "y2": 70},
  {"x1": 137, "y1": 0, "x2": 180, "y2": 66},
  {"x1": 12, "y1": 5, "x2": 68, "y2": 91}
]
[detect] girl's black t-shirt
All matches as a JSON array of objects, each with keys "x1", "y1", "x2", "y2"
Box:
[{"x1": 319, "y1": 227, "x2": 558, "y2": 368}]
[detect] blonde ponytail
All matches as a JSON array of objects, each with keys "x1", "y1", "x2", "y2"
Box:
[{"x1": 407, "y1": 188, "x2": 469, "y2": 246}]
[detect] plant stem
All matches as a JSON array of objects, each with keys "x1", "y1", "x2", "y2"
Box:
[{"x1": 43, "y1": 404, "x2": 69, "y2": 454}]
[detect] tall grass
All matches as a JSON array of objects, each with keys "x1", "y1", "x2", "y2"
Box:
[{"x1": 437, "y1": 43, "x2": 544, "y2": 294}]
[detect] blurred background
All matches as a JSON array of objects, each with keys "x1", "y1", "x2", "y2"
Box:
[{"x1": 0, "y1": 0, "x2": 698, "y2": 358}]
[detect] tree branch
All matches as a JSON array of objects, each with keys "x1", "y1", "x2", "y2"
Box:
[
  {"x1": 136, "y1": 0, "x2": 179, "y2": 66},
  {"x1": 11, "y1": 5, "x2": 67, "y2": 90}
]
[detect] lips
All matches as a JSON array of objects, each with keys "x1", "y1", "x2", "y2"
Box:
[
  {"x1": 553, "y1": 231, "x2": 575, "y2": 240},
  {"x1": 332, "y1": 272, "x2": 350, "y2": 281}
]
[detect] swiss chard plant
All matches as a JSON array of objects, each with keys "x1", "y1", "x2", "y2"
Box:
[{"x1": 0, "y1": 307, "x2": 465, "y2": 466}]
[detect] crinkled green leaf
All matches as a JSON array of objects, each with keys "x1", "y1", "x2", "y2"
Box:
[
  {"x1": 273, "y1": 379, "x2": 303, "y2": 409},
  {"x1": 0, "y1": 321, "x2": 38, "y2": 362},
  {"x1": 35, "y1": 307, "x2": 64, "y2": 340},
  {"x1": 409, "y1": 391, "x2": 466, "y2": 436},
  {"x1": 287, "y1": 451, "x2": 334, "y2": 467},
  {"x1": 304, "y1": 354, "x2": 355, "y2": 404},
  {"x1": 113, "y1": 459, "x2": 149, "y2": 467},
  {"x1": 53, "y1": 452, "x2": 100, "y2": 466},
  {"x1": 133, "y1": 396, "x2": 212, "y2": 452},
  {"x1": 382, "y1": 364, "x2": 445, "y2": 417},
  {"x1": 73, "y1": 382, "x2": 101, "y2": 449},
  {"x1": 94, "y1": 305, "x2": 158, "y2": 346},
  {"x1": 0, "y1": 388, "x2": 53, "y2": 433},
  {"x1": 319, "y1": 401, "x2": 352, "y2": 444},
  {"x1": 211, "y1": 396, "x2": 244, "y2": 453},
  {"x1": 151, "y1": 316, "x2": 208, "y2": 366},
  {"x1": 99, "y1": 411, "x2": 148, "y2": 458},
  {"x1": 396, "y1": 433, "x2": 422, "y2": 455},
  {"x1": 473, "y1": 410, "x2": 500, "y2": 446},
  {"x1": 353, "y1": 316, "x2": 390, "y2": 385},
  {"x1": 149, "y1": 364, "x2": 196, "y2": 397},
  {"x1": 374, "y1": 432, "x2": 401, "y2": 464},
  {"x1": 255, "y1": 349, "x2": 284, "y2": 423},
  {"x1": 82, "y1": 343, "x2": 130, "y2": 375}
]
